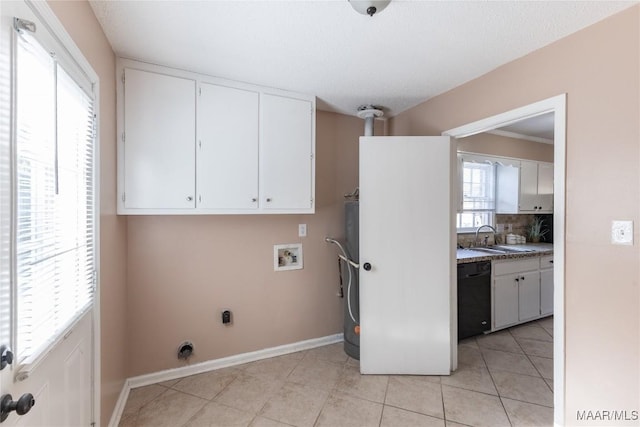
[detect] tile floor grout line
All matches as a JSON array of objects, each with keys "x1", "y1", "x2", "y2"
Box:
[
  {"x1": 500, "y1": 395, "x2": 555, "y2": 409},
  {"x1": 178, "y1": 398, "x2": 210, "y2": 427},
  {"x1": 511, "y1": 326, "x2": 555, "y2": 390},
  {"x1": 439, "y1": 374, "x2": 447, "y2": 426},
  {"x1": 378, "y1": 404, "x2": 386, "y2": 427},
  {"x1": 120, "y1": 333, "x2": 554, "y2": 426},
  {"x1": 383, "y1": 402, "x2": 448, "y2": 421},
  {"x1": 379, "y1": 361, "x2": 391, "y2": 427},
  {"x1": 311, "y1": 389, "x2": 332, "y2": 427},
  {"x1": 508, "y1": 326, "x2": 555, "y2": 405},
  {"x1": 477, "y1": 338, "x2": 514, "y2": 427},
  {"x1": 310, "y1": 351, "x2": 346, "y2": 427}
]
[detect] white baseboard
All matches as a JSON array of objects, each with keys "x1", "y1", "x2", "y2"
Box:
[
  {"x1": 108, "y1": 333, "x2": 343, "y2": 426},
  {"x1": 108, "y1": 378, "x2": 131, "y2": 427}
]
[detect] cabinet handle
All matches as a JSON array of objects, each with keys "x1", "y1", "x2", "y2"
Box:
[
  {"x1": 549, "y1": 260, "x2": 554, "y2": 264},
  {"x1": 266, "y1": 198, "x2": 272, "y2": 202},
  {"x1": 251, "y1": 198, "x2": 257, "y2": 202},
  {"x1": 187, "y1": 196, "x2": 193, "y2": 202},
  {"x1": 515, "y1": 278, "x2": 520, "y2": 283},
  {"x1": 521, "y1": 276, "x2": 525, "y2": 280}
]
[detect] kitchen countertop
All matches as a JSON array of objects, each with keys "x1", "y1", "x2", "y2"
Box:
[{"x1": 457, "y1": 243, "x2": 553, "y2": 264}]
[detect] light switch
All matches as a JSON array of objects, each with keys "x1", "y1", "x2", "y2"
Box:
[
  {"x1": 298, "y1": 224, "x2": 307, "y2": 237},
  {"x1": 611, "y1": 220, "x2": 633, "y2": 245}
]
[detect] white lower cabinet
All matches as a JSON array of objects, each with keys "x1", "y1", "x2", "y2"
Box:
[
  {"x1": 494, "y1": 274, "x2": 519, "y2": 329},
  {"x1": 492, "y1": 256, "x2": 552, "y2": 330},
  {"x1": 518, "y1": 270, "x2": 541, "y2": 321}
]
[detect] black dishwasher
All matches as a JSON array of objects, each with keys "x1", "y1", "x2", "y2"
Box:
[{"x1": 457, "y1": 261, "x2": 491, "y2": 340}]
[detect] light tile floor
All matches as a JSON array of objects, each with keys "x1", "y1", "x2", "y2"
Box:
[{"x1": 119, "y1": 317, "x2": 553, "y2": 427}]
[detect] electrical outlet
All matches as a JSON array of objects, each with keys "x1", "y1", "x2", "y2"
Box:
[{"x1": 611, "y1": 220, "x2": 633, "y2": 245}]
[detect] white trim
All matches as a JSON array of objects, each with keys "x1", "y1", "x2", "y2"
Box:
[
  {"x1": 487, "y1": 129, "x2": 554, "y2": 145},
  {"x1": 108, "y1": 333, "x2": 344, "y2": 427},
  {"x1": 25, "y1": 1, "x2": 98, "y2": 84},
  {"x1": 22, "y1": 1, "x2": 102, "y2": 425},
  {"x1": 444, "y1": 94, "x2": 566, "y2": 425},
  {"x1": 107, "y1": 379, "x2": 131, "y2": 427}
]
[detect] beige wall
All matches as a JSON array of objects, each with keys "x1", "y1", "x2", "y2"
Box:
[
  {"x1": 47, "y1": 2, "x2": 128, "y2": 425},
  {"x1": 391, "y1": 6, "x2": 639, "y2": 425},
  {"x1": 125, "y1": 111, "x2": 377, "y2": 376},
  {"x1": 458, "y1": 132, "x2": 554, "y2": 163}
]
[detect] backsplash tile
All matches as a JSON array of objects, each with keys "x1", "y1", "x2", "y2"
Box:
[{"x1": 457, "y1": 214, "x2": 540, "y2": 247}]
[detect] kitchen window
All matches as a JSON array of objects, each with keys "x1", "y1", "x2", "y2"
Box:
[{"x1": 457, "y1": 154, "x2": 495, "y2": 232}]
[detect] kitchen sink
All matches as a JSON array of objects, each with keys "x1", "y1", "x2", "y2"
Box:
[
  {"x1": 492, "y1": 245, "x2": 536, "y2": 253},
  {"x1": 469, "y1": 247, "x2": 509, "y2": 254},
  {"x1": 467, "y1": 245, "x2": 536, "y2": 255}
]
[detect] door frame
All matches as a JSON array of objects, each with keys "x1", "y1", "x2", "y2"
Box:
[
  {"x1": 18, "y1": 1, "x2": 102, "y2": 423},
  {"x1": 443, "y1": 94, "x2": 566, "y2": 425}
]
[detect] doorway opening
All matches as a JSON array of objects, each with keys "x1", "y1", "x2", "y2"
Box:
[{"x1": 444, "y1": 94, "x2": 566, "y2": 425}]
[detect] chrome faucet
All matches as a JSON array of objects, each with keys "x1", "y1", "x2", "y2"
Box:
[{"x1": 475, "y1": 225, "x2": 497, "y2": 247}]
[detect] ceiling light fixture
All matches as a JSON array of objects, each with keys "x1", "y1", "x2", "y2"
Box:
[{"x1": 349, "y1": 0, "x2": 391, "y2": 17}]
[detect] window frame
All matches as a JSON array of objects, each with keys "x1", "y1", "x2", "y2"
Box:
[
  {"x1": 1, "y1": 0, "x2": 101, "y2": 401},
  {"x1": 456, "y1": 152, "x2": 498, "y2": 233}
]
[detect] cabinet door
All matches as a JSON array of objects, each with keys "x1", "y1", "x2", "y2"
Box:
[
  {"x1": 260, "y1": 93, "x2": 313, "y2": 211},
  {"x1": 123, "y1": 68, "x2": 196, "y2": 209},
  {"x1": 518, "y1": 270, "x2": 541, "y2": 321},
  {"x1": 540, "y1": 268, "x2": 554, "y2": 316},
  {"x1": 494, "y1": 275, "x2": 519, "y2": 329},
  {"x1": 537, "y1": 162, "x2": 554, "y2": 212},
  {"x1": 198, "y1": 83, "x2": 259, "y2": 209},
  {"x1": 518, "y1": 161, "x2": 539, "y2": 212},
  {"x1": 496, "y1": 163, "x2": 520, "y2": 214}
]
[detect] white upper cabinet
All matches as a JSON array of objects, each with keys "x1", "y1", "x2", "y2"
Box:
[
  {"x1": 518, "y1": 161, "x2": 553, "y2": 213},
  {"x1": 260, "y1": 93, "x2": 314, "y2": 211},
  {"x1": 122, "y1": 68, "x2": 196, "y2": 209},
  {"x1": 496, "y1": 159, "x2": 553, "y2": 214},
  {"x1": 198, "y1": 83, "x2": 259, "y2": 210},
  {"x1": 117, "y1": 59, "x2": 315, "y2": 215}
]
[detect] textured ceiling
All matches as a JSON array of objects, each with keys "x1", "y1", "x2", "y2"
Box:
[{"x1": 89, "y1": 0, "x2": 636, "y2": 118}]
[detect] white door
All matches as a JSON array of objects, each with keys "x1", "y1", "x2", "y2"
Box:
[
  {"x1": 359, "y1": 136, "x2": 455, "y2": 375},
  {"x1": 1, "y1": 2, "x2": 95, "y2": 425},
  {"x1": 198, "y1": 83, "x2": 259, "y2": 210}
]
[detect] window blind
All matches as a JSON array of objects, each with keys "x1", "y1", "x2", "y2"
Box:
[
  {"x1": 457, "y1": 154, "x2": 496, "y2": 230},
  {"x1": 461, "y1": 160, "x2": 495, "y2": 211},
  {"x1": 15, "y1": 31, "x2": 95, "y2": 363}
]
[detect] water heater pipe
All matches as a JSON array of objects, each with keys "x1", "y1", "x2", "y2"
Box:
[{"x1": 356, "y1": 105, "x2": 384, "y2": 136}]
